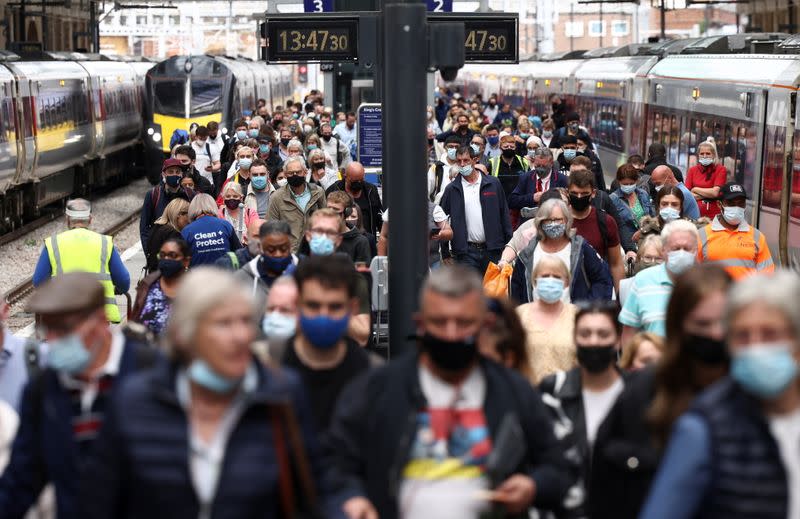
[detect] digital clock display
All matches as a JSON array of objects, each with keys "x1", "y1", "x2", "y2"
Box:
[
  {"x1": 429, "y1": 15, "x2": 518, "y2": 63},
  {"x1": 266, "y1": 18, "x2": 358, "y2": 62}
]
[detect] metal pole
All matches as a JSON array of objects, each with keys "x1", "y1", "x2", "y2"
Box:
[
  {"x1": 90, "y1": 0, "x2": 99, "y2": 52},
  {"x1": 570, "y1": 0, "x2": 574, "y2": 52},
  {"x1": 599, "y1": 0, "x2": 603, "y2": 47},
  {"x1": 384, "y1": 0, "x2": 428, "y2": 357},
  {"x1": 18, "y1": 0, "x2": 26, "y2": 42},
  {"x1": 660, "y1": 0, "x2": 665, "y2": 40}
]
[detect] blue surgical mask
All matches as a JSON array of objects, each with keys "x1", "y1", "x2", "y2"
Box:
[
  {"x1": 535, "y1": 277, "x2": 564, "y2": 304},
  {"x1": 447, "y1": 148, "x2": 457, "y2": 161},
  {"x1": 251, "y1": 176, "x2": 268, "y2": 191},
  {"x1": 563, "y1": 149, "x2": 577, "y2": 161},
  {"x1": 299, "y1": 313, "x2": 350, "y2": 349},
  {"x1": 47, "y1": 334, "x2": 92, "y2": 375},
  {"x1": 188, "y1": 359, "x2": 241, "y2": 394},
  {"x1": 259, "y1": 144, "x2": 271, "y2": 154},
  {"x1": 659, "y1": 207, "x2": 680, "y2": 222},
  {"x1": 458, "y1": 165, "x2": 473, "y2": 177},
  {"x1": 307, "y1": 144, "x2": 318, "y2": 150},
  {"x1": 262, "y1": 311, "x2": 296, "y2": 341},
  {"x1": 238, "y1": 158, "x2": 252, "y2": 170},
  {"x1": 723, "y1": 206, "x2": 745, "y2": 226},
  {"x1": 248, "y1": 129, "x2": 259, "y2": 138},
  {"x1": 309, "y1": 234, "x2": 335, "y2": 256},
  {"x1": 731, "y1": 343, "x2": 798, "y2": 399},
  {"x1": 487, "y1": 136, "x2": 499, "y2": 146},
  {"x1": 666, "y1": 249, "x2": 695, "y2": 274},
  {"x1": 542, "y1": 222, "x2": 566, "y2": 239},
  {"x1": 542, "y1": 130, "x2": 553, "y2": 139},
  {"x1": 259, "y1": 254, "x2": 292, "y2": 275},
  {"x1": 698, "y1": 157, "x2": 713, "y2": 167},
  {"x1": 236, "y1": 130, "x2": 247, "y2": 140},
  {"x1": 619, "y1": 184, "x2": 637, "y2": 195},
  {"x1": 519, "y1": 133, "x2": 529, "y2": 140}
]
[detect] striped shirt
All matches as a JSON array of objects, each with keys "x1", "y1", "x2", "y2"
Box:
[{"x1": 618, "y1": 264, "x2": 674, "y2": 337}]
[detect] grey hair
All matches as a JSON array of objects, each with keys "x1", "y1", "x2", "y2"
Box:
[
  {"x1": 725, "y1": 270, "x2": 800, "y2": 342},
  {"x1": 660, "y1": 219, "x2": 698, "y2": 248},
  {"x1": 638, "y1": 234, "x2": 664, "y2": 256},
  {"x1": 65, "y1": 198, "x2": 91, "y2": 226},
  {"x1": 420, "y1": 264, "x2": 485, "y2": 308},
  {"x1": 526, "y1": 135, "x2": 544, "y2": 149},
  {"x1": 697, "y1": 138, "x2": 718, "y2": 159},
  {"x1": 530, "y1": 146, "x2": 553, "y2": 161},
  {"x1": 287, "y1": 139, "x2": 304, "y2": 152},
  {"x1": 283, "y1": 156, "x2": 307, "y2": 171},
  {"x1": 166, "y1": 267, "x2": 256, "y2": 360},
  {"x1": 307, "y1": 148, "x2": 326, "y2": 162},
  {"x1": 221, "y1": 182, "x2": 243, "y2": 198},
  {"x1": 534, "y1": 198, "x2": 574, "y2": 239},
  {"x1": 188, "y1": 193, "x2": 219, "y2": 221},
  {"x1": 531, "y1": 254, "x2": 571, "y2": 284}
]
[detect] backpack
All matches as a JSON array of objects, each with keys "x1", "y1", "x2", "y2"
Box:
[
  {"x1": 332, "y1": 134, "x2": 345, "y2": 168},
  {"x1": 169, "y1": 129, "x2": 190, "y2": 149},
  {"x1": 430, "y1": 161, "x2": 445, "y2": 202},
  {"x1": 595, "y1": 206, "x2": 609, "y2": 257},
  {"x1": 149, "y1": 185, "x2": 162, "y2": 215},
  {"x1": 227, "y1": 251, "x2": 240, "y2": 270}
]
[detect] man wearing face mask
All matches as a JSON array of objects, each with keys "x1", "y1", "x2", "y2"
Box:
[
  {"x1": 257, "y1": 135, "x2": 282, "y2": 176},
  {"x1": 428, "y1": 135, "x2": 461, "y2": 203},
  {"x1": 484, "y1": 96, "x2": 500, "y2": 122},
  {"x1": 326, "y1": 162, "x2": 383, "y2": 237},
  {"x1": 489, "y1": 134, "x2": 529, "y2": 209},
  {"x1": 333, "y1": 111, "x2": 358, "y2": 150},
  {"x1": 551, "y1": 112, "x2": 593, "y2": 151},
  {"x1": 173, "y1": 145, "x2": 215, "y2": 196},
  {"x1": 267, "y1": 157, "x2": 327, "y2": 252},
  {"x1": 281, "y1": 255, "x2": 371, "y2": 438},
  {"x1": 139, "y1": 158, "x2": 194, "y2": 251},
  {"x1": 650, "y1": 165, "x2": 700, "y2": 220},
  {"x1": 696, "y1": 182, "x2": 774, "y2": 280},
  {"x1": 277, "y1": 127, "x2": 294, "y2": 162},
  {"x1": 0, "y1": 273, "x2": 156, "y2": 519},
  {"x1": 509, "y1": 147, "x2": 568, "y2": 216},
  {"x1": 319, "y1": 122, "x2": 351, "y2": 172},
  {"x1": 436, "y1": 114, "x2": 476, "y2": 148},
  {"x1": 220, "y1": 118, "x2": 248, "y2": 164},
  {"x1": 329, "y1": 265, "x2": 572, "y2": 519},
  {"x1": 483, "y1": 125, "x2": 501, "y2": 160},
  {"x1": 620, "y1": 220, "x2": 699, "y2": 344},
  {"x1": 215, "y1": 218, "x2": 264, "y2": 271},
  {"x1": 324, "y1": 192, "x2": 372, "y2": 264},
  {"x1": 189, "y1": 125, "x2": 221, "y2": 185}
]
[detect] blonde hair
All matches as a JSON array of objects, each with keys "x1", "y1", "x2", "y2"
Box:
[
  {"x1": 531, "y1": 255, "x2": 571, "y2": 284},
  {"x1": 188, "y1": 193, "x2": 218, "y2": 221},
  {"x1": 222, "y1": 182, "x2": 244, "y2": 198},
  {"x1": 154, "y1": 198, "x2": 189, "y2": 228},
  {"x1": 697, "y1": 138, "x2": 718, "y2": 159},
  {"x1": 620, "y1": 332, "x2": 664, "y2": 369}
]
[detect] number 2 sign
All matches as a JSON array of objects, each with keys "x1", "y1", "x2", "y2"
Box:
[{"x1": 427, "y1": 0, "x2": 452, "y2": 12}]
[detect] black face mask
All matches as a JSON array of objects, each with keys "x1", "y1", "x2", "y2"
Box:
[
  {"x1": 576, "y1": 345, "x2": 617, "y2": 373},
  {"x1": 280, "y1": 138, "x2": 291, "y2": 147},
  {"x1": 427, "y1": 138, "x2": 434, "y2": 146},
  {"x1": 312, "y1": 162, "x2": 325, "y2": 170},
  {"x1": 535, "y1": 166, "x2": 550, "y2": 178},
  {"x1": 181, "y1": 164, "x2": 193, "y2": 175},
  {"x1": 349, "y1": 180, "x2": 364, "y2": 192},
  {"x1": 501, "y1": 148, "x2": 516, "y2": 159},
  {"x1": 569, "y1": 193, "x2": 592, "y2": 212},
  {"x1": 420, "y1": 333, "x2": 478, "y2": 373},
  {"x1": 322, "y1": 134, "x2": 332, "y2": 142},
  {"x1": 287, "y1": 175, "x2": 305, "y2": 188},
  {"x1": 683, "y1": 334, "x2": 729, "y2": 365}
]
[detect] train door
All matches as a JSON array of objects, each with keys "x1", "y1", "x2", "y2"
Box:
[{"x1": 24, "y1": 79, "x2": 38, "y2": 181}]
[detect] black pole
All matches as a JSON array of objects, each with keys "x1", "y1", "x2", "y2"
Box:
[
  {"x1": 18, "y1": 0, "x2": 26, "y2": 42},
  {"x1": 660, "y1": 0, "x2": 666, "y2": 40},
  {"x1": 384, "y1": 0, "x2": 428, "y2": 357},
  {"x1": 90, "y1": 0, "x2": 99, "y2": 52}
]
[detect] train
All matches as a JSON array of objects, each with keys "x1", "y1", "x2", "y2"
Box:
[
  {"x1": 445, "y1": 33, "x2": 800, "y2": 269},
  {"x1": 142, "y1": 54, "x2": 293, "y2": 181}
]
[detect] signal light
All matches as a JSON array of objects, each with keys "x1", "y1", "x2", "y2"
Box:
[{"x1": 298, "y1": 63, "x2": 308, "y2": 84}]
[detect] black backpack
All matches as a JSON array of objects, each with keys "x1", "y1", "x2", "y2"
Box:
[{"x1": 430, "y1": 161, "x2": 445, "y2": 202}]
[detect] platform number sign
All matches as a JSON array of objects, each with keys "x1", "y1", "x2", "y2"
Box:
[
  {"x1": 304, "y1": 0, "x2": 332, "y2": 12},
  {"x1": 427, "y1": 0, "x2": 452, "y2": 12}
]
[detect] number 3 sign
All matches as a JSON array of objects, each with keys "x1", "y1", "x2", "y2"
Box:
[{"x1": 303, "y1": 0, "x2": 332, "y2": 12}]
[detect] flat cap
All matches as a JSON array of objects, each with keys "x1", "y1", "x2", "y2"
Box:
[{"x1": 26, "y1": 272, "x2": 106, "y2": 315}]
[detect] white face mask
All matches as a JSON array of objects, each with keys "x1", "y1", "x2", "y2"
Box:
[{"x1": 276, "y1": 178, "x2": 288, "y2": 188}]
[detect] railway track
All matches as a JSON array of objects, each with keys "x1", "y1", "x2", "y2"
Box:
[{"x1": 5, "y1": 209, "x2": 141, "y2": 305}]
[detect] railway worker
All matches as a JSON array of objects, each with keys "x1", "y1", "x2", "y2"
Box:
[
  {"x1": 0, "y1": 272, "x2": 156, "y2": 519},
  {"x1": 329, "y1": 265, "x2": 573, "y2": 519},
  {"x1": 685, "y1": 139, "x2": 727, "y2": 220},
  {"x1": 642, "y1": 142, "x2": 684, "y2": 183},
  {"x1": 619, "y1": 220, "x2": 699, "y2": 343},
  {"x1": 33, "y1": 199, "x2": 129, "y2": 324},
  {"x1": 436, "y1": 112, "x2": 477, "y2": 147},
  {"x1": 181, "y1": 194, "x2": 242, "y2": 267},
  {"x1": 483, "y1": 124, "x2": 502, "y2": 160},
  {"x1": 215, "y1": 218, "x2": 264, "y2": 272},
  {"x1": 649, "y1": 165, "x2": 701, "y2": 220},
  {"x1": 140, "y1": 158, "x2": 194, "y2": 252},
  {"x1": 326, "y1": 162, "x2": 383, "y2": 237},
  {"x1": 440, "y1": 145, "x2": 512, "y2": 275},
  {"x1": 697, "y1": 182, "x2": 774, "y2": 280},
  {"x1": 267, "y1": 156, "x2": 327, "y2": 252},
  {"x1": 509, "y1": 147, "x2": 568, "y2": 216},
  {"x1": 333, "y1": 110, "x2": 358, "y2": 149},
  {"x1": 550, "y1": 112, "x2": 594, "y2": 151},
  {"x1": 319, "y1": 122, "x2": 352, "y2": 172},
  {"x1": 172, "y1": 144, "x2": 215, "y2": 196},
  {"x1": 490, "y1": 133, "x2": 530, "y2": 210}
]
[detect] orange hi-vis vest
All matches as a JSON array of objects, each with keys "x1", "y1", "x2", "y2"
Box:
[{"x1": 697, "y1": 217, "x2": 775, "y2": 280}]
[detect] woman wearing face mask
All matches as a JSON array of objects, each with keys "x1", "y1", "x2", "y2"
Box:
[
  {"x1": 132, "y1": 237, "x2": 191, "y2": 335},
  {"x1": 633, "y1": 186, "x2": 689, "y2": 244},
  {"x1": 589, "y1": 264, "x2": 731, "y2": 519},
  {"x1": 217, "y1": 182, "x2": 259, "y2": 245},
  {"x1": 540, "y1": 119, "x2": 556, "y2": 148},
  {"x1": 685, "y1": 139, "x2": 726, "y2": 219},
  {"x1": 218, "y1": 145, "x2": 256, "y2": 205},
  {"x1": 611, "y1": 164, "x2": 654, "y2": 256},
  {"x1": 83, "y1": 268, "x2": 333, "y2": 518},
  {"x1": 619, "y1": 234, "x2": 664, "y2": 306},
  {"x1": 515, "y1": 256, "x2": 578, "y2": 384},
  {"x1": 286, "y1": 139, "x2": 305, "y2": 159},
  {"x1": 270, "y1": 168, "x2": 288, "y2": 191},
  {"x1": 538, "y1": 300, "x2": 626, "y2": 519},
  {"x1": 146, "y1": 198, "x2": 190, "y2": 274},
  {"x1": 426, "y1": 105, "x2": 441, "y2": 135},
  {"x1": 514, "y1": 117, "x2": 533, "y2": 156}
]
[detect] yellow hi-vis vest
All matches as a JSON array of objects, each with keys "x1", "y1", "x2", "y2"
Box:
[{"x1": 44, "y1": 228, "x2": 121, "y2": 323}]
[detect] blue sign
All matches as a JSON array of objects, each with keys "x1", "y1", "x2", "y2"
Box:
[
  {"x1": 304, "y1": 0, "x2": 332, "y2": 12},
  {"x1": 427, "y1": 0, "x2": 452, "y2": 12},
  {"x1": 357, "y1": 103, "x2": 382, "y2": 169}
]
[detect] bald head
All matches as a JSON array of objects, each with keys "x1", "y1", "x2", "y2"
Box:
[
  {"x1": 650, "y1": 165, "x2": 675, "y2": 188},
  {"x1": 248, "y1": 218, "x2": 265, "y2": 243},
  {"x1": 345, "y1": 162, "x2": 365, "y2": 182}
]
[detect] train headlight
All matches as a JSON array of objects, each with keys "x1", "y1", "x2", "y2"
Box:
[
  {"x1": 147, "y1": 127, "x2": 154, "y2": 136},
  {"x1": 152, "y1": 132, "x2": 162, "y2": 143}
]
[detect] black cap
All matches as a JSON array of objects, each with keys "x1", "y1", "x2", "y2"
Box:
[{"x1": 720, "y1": 182, "x2": 747, "y2": 201}]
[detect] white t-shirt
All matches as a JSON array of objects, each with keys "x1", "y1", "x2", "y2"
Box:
[
  {"x1": 769, "y1": 408, "x2": 800, "y2": 519},
  {"x1": 582, "y1": 377, "x2": 624, "y2": 447},
  {"x1": 532, "y1": 243, "x2": 572, "y2": 303},
  {"x1": 462, "y1": 176, "x2": 484, "y2": 243}
]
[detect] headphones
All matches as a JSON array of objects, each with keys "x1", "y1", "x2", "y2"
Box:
[{"x1": 343, "y1": 205, "x2": 353, "y2": 219}]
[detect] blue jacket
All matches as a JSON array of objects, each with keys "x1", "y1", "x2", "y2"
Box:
[
  {"x1": 32, "y1": 243, "x2": 130, "y2": 294},
  {"x1": 139, "y1": 184, "x2": 194, "y2": 249},
  {"x1": 439, "y1": 174, "x2": 512, "y2": 254},
  {"x1": 79, "y1": 359, "x2": 344, "y2": 519},
  {"x1": 511, "y1": 234, "x2": 613, "y2": 304},
  {"x1": 0, "y1": 336, "x2": 155, "y2": 519},
  {"x1": 508, "y1": 170, "x2": 569, "y2": 210},
  {"x1": 325, "y1": 352, "x2": 573, "y2": 519},
  {"x1": 181, "y1": 215, "x2": 242, "y2": 267},
  {"x1": 610, "y1": 188, "x2": 654, "y2": 252}
]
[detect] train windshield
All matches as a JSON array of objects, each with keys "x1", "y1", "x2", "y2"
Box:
[
  {"x1": 191, "y1": 80, "x2": 222, "y2": 116},
  {"x1": 152, "y1": 79, "x2": 185, "y2": 117}
]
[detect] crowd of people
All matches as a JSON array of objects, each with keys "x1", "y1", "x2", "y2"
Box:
[{"x1": 0, "y1": 87, "x2": 794, "y2": 519}]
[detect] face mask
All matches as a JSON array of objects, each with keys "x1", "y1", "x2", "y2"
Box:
[
  {"x1": 542, "y1": 221, "x2": 566, "y2": 239},
  {"x1": 542, "y1": 130, "x2": 553, "y2": 139},
  {"x1": 292, "y1": 113, "x2": 300, "y2": 120},
  {"x1": 489, "y1": 101, "x2": 496, "y2": 107},
  {"x1": 731, "y1": 343, "x2": 799, "y2": 398},
  {"x1": 164, "y1": 175, "x2": 181, "y2": 188},
  {"x1": 535, "y1": 166, "x2": 549, "y2": 178},
  {"x1": 470, "y1": 143, "x2": 481, "y2": 156},
  {"x1": 239, "y1": 158, "x2": 253, "y2": 170},
  {"x1": 276, "y1": 178, "x2": 288, "y2": 188},
  {"x1": 236, "y1": 130, "x2": 247, "y2": 140},
  {"x1": 349, "y1": 180, "x2": 364, "y2": 192},
  {"x1": 698, "y1": 157, "x2": 713, "y2": 167},
  {"x1": 307, "y1": 145, "x2": 318, "y2": 151},
  {"x1": 683, "y1": 334, "x2": 729, "y2": 365},
  {"x1": 447, "y1": 148, "x2": 457, "y2": 161},
  {"x1": 666, "y1": 249, "x2": 695, "y2": 275},
  {"x1": 262, "y1": 311, "x2": 296, "y2": 341},
  {"x1": 158, "y1": 259, "x2": 184, "y2": 278},
  {"x1": 569, "y1": 193, "x2": 591, "y2": 212},
  {"x1": 487, "y1": 136, "x2": 499, "y2": 146},
  {"x1": 458, "y1": 165, "x2": 473, "y2": 177},
  {"x1": 287, "y1": 175, "x2": 305, "y2": 188},
  {"x1": 309, "y1": 234, "x2": 335, "y2": 256},
  {"x1": 299, "y1": 313, "x2": 350, "y2": 349},
  {"x1": 259, "y1": 144, "x2": 271, "y2": 154},
  {"x1": 654, "y1": 184, "x2": 664, "y2": 193},
  {"x1": 196, "y1": 139, "x2": 206, "y2": 146},
  {"x1": 189, "y1": 359, "x2": 240, "y2": 394},
  {"x1": 427, "y1": 138, "x2": 434, "y2": 146},
  {"x1": 420, "y1": 333, "x2": 478, "y2": 372},
  {"x1": 251, "y1": 176, "x2": 268, "y2": 191},
  {"x1": 322, "y1": 134, "x2": 333, "y2": 142},
  {"x1": 723, "y1": 206, "x2": 745, "y2": 226},
  {"x1": 303, "y1": 124, "x2": 313, "y2": 134},
  {"x1": 562, "y1": 149, "x2": 577, "y2": 161},
  {"x1": 501, "y1": 148, "x2": 516, "y2": 159},
  {"x1": 280, "y1": 138, "x2": 291, "y2": 147},
  {"x1": 47, "y1": 334, "x2": 92, "y2": 375},
  {"x1": 660, "y1": 207, "x2": 680, "y2": 222},
  {"x1": 527, "y1": 150, "x2": 537, "y2": 159},
  {"x1": 620, "y1": 184, "x2": 637, "y2": 195},
  {"x1": 224, "y1": 199, "x2": 241, "y2": 211},
  {"x1": 569, "y1": 123, "x2": 579, "y2": 132},
  {"x1": 248, "y1": 129, "x2": 259, "y2": 138},
  {"x1": 260, "y1": 254, "x2": 292, "y2": 276},
  {"x1": 519, "y1": 133, "x2": 529, "y2": 140},
  {"x1": 535, "y1": 277, "x2": 564, "y2": 304},
  {"x1": 576, "y1": 345, "x2": 617, "y2": 373}
]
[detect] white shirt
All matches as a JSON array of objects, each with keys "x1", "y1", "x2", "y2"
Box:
[
  {"x1": 582, "y1": 377, "x2": 624, "y2": 447},
  {"x1": 333, "y1": 123, "x2": 357, "y2": 147},
  {"x1": 532, "y1": 243, "x2": 572, "y2": 303},
  {"x1": 191, "y1": 140, "x2": 215, "y2": 182},
  {"x1": 461, "y1": 175, "x2": 485, "y2": 243},
  {"x1": 769, "y1": 408, "x2": 800, "y2": 519},
  {"x1": 427, "y1": 161, "x2": 454, "y2": 203}
]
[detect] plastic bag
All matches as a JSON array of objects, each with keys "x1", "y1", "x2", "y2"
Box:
[{"x1": 483, "y1": 262, "x2": 513, "y2": 298}]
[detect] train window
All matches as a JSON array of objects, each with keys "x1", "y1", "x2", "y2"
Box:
[
  {"x1": 791, "y1": 132, "x2": 800, "y2": 219},
  {"x1": 660, "y1": 112, "x2": 670, "y2": 146},
  {"x1": 668, "y1": 115, "x2": 679, "y2": 165},
  {"x1": 191, "y1": 80, "x2": 222, "y2": 116},
  {"x1": 651, "y1": 112, "x2": 661, "y2": 146},
  {"x1": 153, "y1": 80, "x2": 185, "y2": 118},
  {"x1": 762, "y1": 124, "x2": 783, "y2": 210}
]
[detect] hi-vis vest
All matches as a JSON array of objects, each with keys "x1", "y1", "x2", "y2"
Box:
[
  {"x1": 490, "y1": 155, "x2": 529, "y2": 176},
  {"x1": 697, "y1": 219, "x2": 775, "y2": 281},
  {"x1": 44, "y1": 228, "x2": 121, "y2": 323}
]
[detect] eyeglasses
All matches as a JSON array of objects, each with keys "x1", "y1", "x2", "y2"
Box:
[{"x1": 310, "y1": 228, "x2": 340, "y2": 238}]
